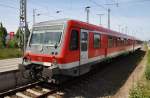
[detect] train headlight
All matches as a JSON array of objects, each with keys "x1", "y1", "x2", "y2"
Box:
[
  {"x1": 52, "y1": 59, "x2": 57, "y2": 65},
  {"x1": 50, "y1": 57, "x2": 58, "y2": 69},
  {"x1": 51, "y1": 56, "x2": 57, "y2": 65},
  {"x1": 43, "y1": 62, "x2": 52, "y2": 67},
  {"x1": 22, "y1": 57, "x2": 31, "y2": 65}
]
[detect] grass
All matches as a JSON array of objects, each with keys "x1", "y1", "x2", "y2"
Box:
[
  {"x1": 129, "y1": 49, "x2": 150, "y2": 98},
  {"x1": 0, "y1": 48, "x2": 22, "y2": 60},
  {"x1": 145, "y1": 50, "x2": 150, "y2": 80}
]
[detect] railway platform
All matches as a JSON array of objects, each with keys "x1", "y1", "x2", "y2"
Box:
[
  {"x1": 0, "y1": 58, "x2": 29, "y2": 93},
  {"x1": 0, "y1": 58, "x2": 21, "y2": 73}
]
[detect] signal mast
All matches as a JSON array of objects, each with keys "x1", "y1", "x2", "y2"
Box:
[{"x1": 20, "y1": 0, "x2": 27, "y2": 53}]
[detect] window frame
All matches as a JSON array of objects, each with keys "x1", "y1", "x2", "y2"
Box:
[
  {"x1": 108, "y1": 36, "x2": 114, "y2": 48},
  {"x1": 93, "y1": 33, "x2": 101, "y2": 48}
]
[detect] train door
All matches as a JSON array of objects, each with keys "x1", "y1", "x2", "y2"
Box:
[{"x1": 80, "y1": 29, "x2": 89, "y2": 65}]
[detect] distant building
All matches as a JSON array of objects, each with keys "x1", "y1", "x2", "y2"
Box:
[
  {"x1": 9, "y1": 32, "x2": 15, "y2": 40},
  {"x1": 6, "y1": 32, "x2": 15, "y2": 41},
  {"x1": 5, "y1": 32, "x2": 16, "y2": 48}
]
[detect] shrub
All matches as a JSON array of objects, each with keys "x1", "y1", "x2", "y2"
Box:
[
  {"x1": 0, "y1": 40, "x2": 4, "y2": 48},
  {"x1": 129, "y1": 82, "x2": 150, "y2": 98},
  {"x1": 7, "y1": 39, "x2": 18, "y2": 48},
  {"x1": 145, "y1": 65, "x2": 150, "y2": 80},
  {"x1": 0, "y1": 48, "x2": 22, "y2": 59},
  {"x1": 129, "y1": 86, "x2": 142, "y2": 98}
]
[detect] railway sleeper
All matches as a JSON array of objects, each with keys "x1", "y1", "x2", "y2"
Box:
[{"x1": 3, "y1": 85, "x2": 56, "y2": 98}]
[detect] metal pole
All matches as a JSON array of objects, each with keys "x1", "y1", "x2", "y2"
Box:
[
  {"x1": 97, "y1": 14, "x2": 104, "y2": 25},
  {"x1": 85, "y1": 6, "x2": 90, "y2": 23},
  {"x1": 33, "y1": 9, "x2": 36, "y2": 25},
  {"x1": 121, "y1": 28, "x2": 124, "y2": 34},
  {"x1": 87, "y1": 9, "x2": 89, "y2": 23},
  {"x1": 20, "y1": 0, "x2": 27, "y2": 54},
  {"x1": 118, "y1": 25, "x2": 121, "y2": 32},
  {"x1": 99, "y1": 15, "x2": 102, "y2": 25},
  {"x1": 24, "y1": 0, "x2": 27, "y2": 53},
  {"x1": 125, "y1": 26, "x2": 128, "y2": 35},
  {"x1": 19, "y1": 0, "x2": 21, "y2": 48},
  {"x1": 108, "y1": 8, "x2": 111, "y2": 29}
]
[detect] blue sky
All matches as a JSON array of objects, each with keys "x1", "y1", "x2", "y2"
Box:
[{"x1": 0, "y1": 0, "x2": 150, "y2": 40}]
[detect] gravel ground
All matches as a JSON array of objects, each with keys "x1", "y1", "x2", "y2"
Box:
[{"x1": 59, "y1": 49, "x2": 146, "y2": 98}]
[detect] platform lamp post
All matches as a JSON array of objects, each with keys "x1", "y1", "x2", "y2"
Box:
[
  {"x1": 33, "y1": 9, "x2": 42, "y2": 25},
  {"x1": 85, "y1": 6, "x2": 90, "y2": 23},
  {"x1": 105, "y1": 2, "x2": 119, "y2": 29},
  {"x1": 97, "y1": 14, "x2": 104, "y2": 26},
  {"x1": 56, "y1": 10, "x2": 62, "y2": 18},
  {"x1": 107, "y1": 8, "x2": 111, "y2": 29},
  {"x1": 56, "y1": 10, "x2": 62, "y2": 14},
  {"x1": 33, "y1": 8, "x2": 37, "y2": 25},
  {"x1": 125, "y1": 26, "x2": 128, "y2": 35},
  {"x1": 118, "y1": 25, "x2": 121, "y2": 32}
]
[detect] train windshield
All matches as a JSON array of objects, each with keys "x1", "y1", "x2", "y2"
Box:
[{"x1": 30, "y1": 25, "x2": 63, "y2": 45}]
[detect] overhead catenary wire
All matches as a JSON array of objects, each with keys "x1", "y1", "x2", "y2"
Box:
[
  {"x1": 88, "y1": 0, "x2": 107, "y2": 10},
  {"x1": 88, "y1": 0, "x2": 111, "y2": 29},
  {"x1": 118, "y1": 0, "x2": 150, "y2": 4},
  {"x1": 4, "y1": 0, "x2": 18, "y2": 5},
  {"x1": 0, "y1": 3, "x2": 19, "y2": 9},
  {"x1": 0, "y1": 0, "x2": 19, "y2": 8}
]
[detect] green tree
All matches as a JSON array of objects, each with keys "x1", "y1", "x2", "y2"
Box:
[
  {"x1": 0, "y1": 22, "x2": 7, "y2": 48},
  {"x1": 25, "y1": 25, "x2": 30, "y2": 44},
  {"x1": 15, "y1": 27, "x2": 23, "y2": 48},
  {"x1": 15, "y1": 27, "x2": 30, "y2": 49}
]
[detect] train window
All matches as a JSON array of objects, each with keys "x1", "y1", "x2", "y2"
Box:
[
  {"x1": 116, "y1": 38, "x2": 119, "y2": 46},
  {"x1": 108, "y1": 36, "x2": 113, "y2": 48},
  {"x1": 114, "y1": 37, "x2": 117, "y2": 47},
  {"x1": 81, "y1": 32, "x2": 88, "y2": 41},
  {"x1": 94, "y1": 33, "x2": 100, "y2": 48},
  {"x1": 121, "y1": 38, "x2": 124, "y2": 46},
  {"x1": 124, "y1": 38, "x2": 127, "y2": 45},
  {"x1": 118, "y1": 38, "x2": 121, "y2": 46},
  {"x1": 70, "y1": 30, "x2": 79, "y2": 50},
  {"x1": 81, "y1": 32, "x2": 88, "y2": 51}
]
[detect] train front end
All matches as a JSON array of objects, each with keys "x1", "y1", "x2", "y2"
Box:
[{"x1": 20, "y1": 20, "x2": 66, "y2": 81}]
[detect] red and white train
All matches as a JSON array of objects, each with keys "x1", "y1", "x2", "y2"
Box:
[{"x1": 21, "y1": 19, "x2": 142, "y2": 80}]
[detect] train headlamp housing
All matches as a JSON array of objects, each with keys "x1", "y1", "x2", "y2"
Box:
[
  {"x1": 23, "y1": 50, "x2": 32, "y2": 65},
  {"x1": 52, "y1": 56, "x2": 57, "y2": 65},
  {"x1": 53, "y1": 59, "x2": 57, "y2": 65},
  {"x1": 22, "y1": 57, "x2": 31, "y2": 65}
]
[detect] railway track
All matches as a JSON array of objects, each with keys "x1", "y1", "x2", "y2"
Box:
[{"x1": 0, "y1": 81, "x2": 64, "y2": 98}]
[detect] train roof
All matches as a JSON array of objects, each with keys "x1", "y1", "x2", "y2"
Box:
[
  {"x1": 34, "y1": 19, "x2": 139, "y2": 40},
  {"x1": 33, "y1": 18, "x2": 70, "y2": 27}
]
